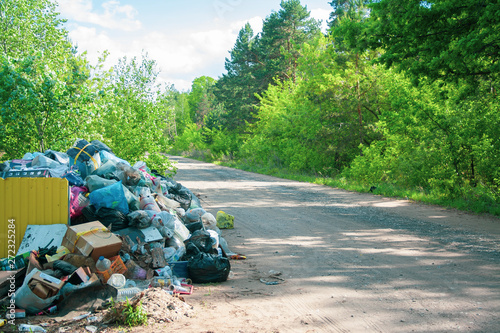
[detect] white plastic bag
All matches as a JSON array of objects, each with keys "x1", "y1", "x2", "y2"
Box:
[{"x1": 14, "y1": 269, "x2": 59, "y2": 314}]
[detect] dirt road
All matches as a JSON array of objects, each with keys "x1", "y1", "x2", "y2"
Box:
[{"x1": 159, "y1": 156, "x2": 500, "y2": 333}]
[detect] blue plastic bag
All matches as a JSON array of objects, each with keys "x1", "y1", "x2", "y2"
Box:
[
  {"x1": 62, "y1": 167, "x2": 85, "y2": 186},
  {"x1": 89, "y1": 180, "x2": 129, "y2": 214}
]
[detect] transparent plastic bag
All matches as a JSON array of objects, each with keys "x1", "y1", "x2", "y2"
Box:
[{"x1": 85, "y1": 175, "x2": 117, "y2": 192}]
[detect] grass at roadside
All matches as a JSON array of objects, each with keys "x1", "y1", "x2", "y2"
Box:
[{"x1": 171, "y1": 154, "x2": 499, "y2": 217}]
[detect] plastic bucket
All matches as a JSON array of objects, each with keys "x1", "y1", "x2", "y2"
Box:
[{"x1": 169, "y1": 261, "x2": 188, "y2": 278}]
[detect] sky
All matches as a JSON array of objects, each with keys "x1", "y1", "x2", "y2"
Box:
[{"x1": 57, "y1": 0, "x2": 333, "y2": 92}]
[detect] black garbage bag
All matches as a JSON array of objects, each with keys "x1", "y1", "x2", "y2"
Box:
[
  {"x1": 187, "y1": 248, "x2": 230, "y2": 283},
  {"x1": 67, "y1": 139, "x2": 99, "y2": 163},
  {"x1": 184, "y1": 230, "x2": 214, "y2": 255},
  {"x1": 62, "y1": 168, "x2": 85, "y2": 186},
  {"x1": 90, "y1": 140, "x2": 113, "y2": 153},
  {"x1": 82, "y1": 205, "x2": 129, "y2": 231},
  {"x1": 52, "y1": 260, "x2": 78, "y2": 275},
  {"x1": 162, "y1": 179, "x2": 192, "y2": 210},
  {"x1": 185, "y1": 221, "x2": 204, "y2": 234},
  {"x1": 44, "y1": 150, "x2": 70, "y2": 165}
]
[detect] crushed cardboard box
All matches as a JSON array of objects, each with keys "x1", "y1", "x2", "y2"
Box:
[
  {"x1": 61, "y1": 221, "x2": 122, "y2": 262},
  {"x1": 28, "y1": 271, "x2": 64, "y2": 299}
]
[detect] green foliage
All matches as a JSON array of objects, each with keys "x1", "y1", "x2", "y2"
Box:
[
  {"x1": 171, "y1": 123, "x2": 206, "y2": 153},
  {"x1": 188, "y1": 76, "x2": 217, "y2": 124},
  {"x1": 122, "y1": 299, "x2": 148, "y2": 327},
  {"x1": 239, "y1": 34, "x2": 393, "y2": 176},
  {"x1": 215, "y1": 1, "x2": 322, "y2": 131},
  {"x1": 328, "y1": 0, "x2": 371, "y2": 29},
  {"x1": 0, "y1": 0, "x2": 74, "y2": 66},
  {"x1": 0, "y1": 0, "x2": 92, "y2": 160},
  {"x1": 343, "y1": 74, "x2": 500, "y2": 208},
  {"x1": 202, "y1": 126, "x2": 242, "y2": 160},
  {"x1": 143, "y1": 152, "x2": 176, "y2": 177},
  {"x1": 90, "y1": 53, "x2": 175, "y2": 173},
  {"x1": 0, "y1": 55, "x2": 91, "y2": 159},
  {"x1": 215, "y1": 23, "x2": 259, "y2": 131},
  {"x1": 347, "y1": 0, "x2": 500, "y2": 87}
]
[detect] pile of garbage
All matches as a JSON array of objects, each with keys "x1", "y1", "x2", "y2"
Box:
[{"x1": 0, "y1": 139, "x2": 241, "y2": 330}]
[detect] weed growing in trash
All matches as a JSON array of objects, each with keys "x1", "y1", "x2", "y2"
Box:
[
  {"x1": 203, "y1": 287, "x2": 212, "y2": 296},
  {"x1": 123, "y1": 299, "x2": 148, "y2": 327},
  {"x1": 106, "y1": 296, "x2": 148, "y2": 327}
]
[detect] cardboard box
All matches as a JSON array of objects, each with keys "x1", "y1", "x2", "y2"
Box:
[
  {"x1": 67, "y1": 267, "x2": 91, "y2": 285},
  {"x1": 30, "y1": 282, "x2": 50, "y2": 299},
  {"x1": 28, "y1": 271, "x2": 65, "y2": 299},
  {"x1": 61, "y1": 221, "x2": 122, "y2": 262}
]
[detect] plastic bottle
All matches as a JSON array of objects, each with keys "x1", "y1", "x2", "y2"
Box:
[
  {"x1": 116, "y1": 287, "x2": 142, "y2": 301},
  {"x1": 95, "y1": 256, "x2": 111, "y2": 271},
  {"x1": 150, "y1": 277, "x2": 169, "y2": 288},
  {"x1": 173, "y1": 246, "x2": 186, "y2": 261},
  {"x1": 155, "y1": 265, "x2": 172, "y2": 278},
  {"x1": 18, "y1": 324, "x2": 47, "y2": 332},
  {"x1": 139, "y1": 194, "x2": 161, "y2": 212}
]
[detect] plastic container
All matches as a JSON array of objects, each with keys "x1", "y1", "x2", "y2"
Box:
[
  {"x1": 96, "y1": 256, "x2": 127, "y2": 283},
  {"x1": 107, "y1": 273, "x2": 126, "y2": 288},
  {"x1": 163, "y1": 247, "x2": 177, "y2": 262},
  {"x1": 150, "y1": 276, "x2": 170, "y2": 288},
  {"x1": 169, "y1": 283, "x2": 193, "y2": 294},
  {"x1": 116, "y1": 287, "x2": 142, "y2": 301},
  {"x1": 140, "y1": 195, "x2": 161, "y2": 212},
  {"x1": 155, "y1": 265, "x2": 172, "y2": 278},
  {"x1": 96, "y1": 256, "x2": 111, "y2": 271},
  {"x1": 168, "y1": 261, "x2": 188, "y2": 278}
]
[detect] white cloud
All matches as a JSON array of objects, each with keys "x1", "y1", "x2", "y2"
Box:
[
  {"x1": 310, "y1": 8, "x2": 331, "y2": 33},
  {"x1": 58, "y1": 0, "x2": 141, "y2": 31},
  {"x1": 59, "y1": 2, "x2": 332, "y2": 92},
  {"x1": 67, "y1": 25, "x2": 238, "y2": 91},
  {"x1": 68, "y1": 26, "x2": 125, "y2": 66},
  {"x1": 229, "y1": 16, "x2": 264, "y2": 35}
]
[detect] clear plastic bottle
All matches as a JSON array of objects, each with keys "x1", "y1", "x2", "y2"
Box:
[
  {"x1": 18, "y1": 324, "x2": 47, "y2": 332},
  {"x1": 116, "y1": 287, "x2": 142, "y2": 301},
  {"x1": 95, "y1": 256, "x2": 111, "y2": 271}
]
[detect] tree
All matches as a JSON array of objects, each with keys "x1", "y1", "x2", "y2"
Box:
[
  {"x1": 0, "y1": 0, "x2": 74, "y2": 68},
  {"x1": 92, "y1": 53, "x2": 173, "y2": 173},
  {"x1": 328, "y1": 0, "x2": 371, "y2": 29},
  {"x1": 355, "y1": 0, "x2": 500, "y2": 86},
  {"x1": 0, "y1": 55, "x2": 91, "y2": 159},
  {"x1": 215, "y1": 1, "x2": 322, "y2": 131},
  {"x1": 187, "y1": 76, "x2": 217, "y2": 124},
  {"x1": 256, "y1": 0, "x2": 322, "y2": 84},
  {"x1": 0, "y1": 0, "x2": 91, "y2": 159},
  {"x1": 215, "y1": 23, "x2": 259, "y2": 130}
]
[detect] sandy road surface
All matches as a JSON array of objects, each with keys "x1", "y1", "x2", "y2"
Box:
[{"x1": 153, "y1": 156, "x2": 500, "y2": 333}]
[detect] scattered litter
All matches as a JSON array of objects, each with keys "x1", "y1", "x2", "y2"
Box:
[
  {"x1": 260, "y1": 279, "x2": 280, "y2": 285},
  {"x1": 72, "y1": 312, "x2": 91, "y2": 321},
  {"x1": 18, "y1": 324, "x2": 47, "y2": 332},
  {"x1": 260, "y1": 270, "x2": 285, "y2": 285},
  {"x1": 85, "y1": 325, "x2": 98, "y2": 333}
]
